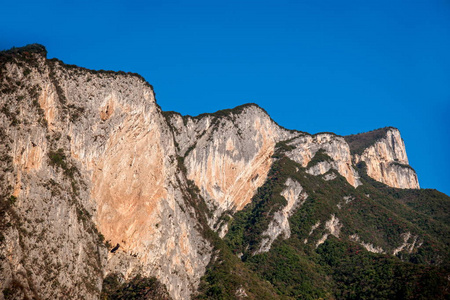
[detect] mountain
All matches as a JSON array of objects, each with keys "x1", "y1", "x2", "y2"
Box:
[{"x1": 0, "y1": 44, "x2": 448, "y2": 300}]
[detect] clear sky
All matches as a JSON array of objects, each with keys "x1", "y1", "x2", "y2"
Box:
[{"x1": 1, "y1": 0, "x2": 449, "y2": 195}]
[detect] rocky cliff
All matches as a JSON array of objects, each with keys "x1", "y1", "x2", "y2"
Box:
[
  {"x1": 0, "y1": 45, "x2": 210, "y2": 300},
  {"x1": 1, "y1": 45, "x2": 433, "y2": 300},
  {"x1": 166, "y1": 106, "x2": 295, "y2": 234},
  {"x1": 346, "y1": 127, "x2": 419, "y2": 189}
]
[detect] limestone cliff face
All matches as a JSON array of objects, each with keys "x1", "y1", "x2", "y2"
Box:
[
  {"x1": 167, "y1": 106, "x2": 295, "y2": 228},
  {"x1": 0, "y1": 47, "x2": 210, "y2": 300},
  {"x1": 1, "y1": 50, "x2": 106, "y2": 300},
  {"x1": 284, "y1": 133, "x2": 362, "y2": 187},
  {"x1": 352, "y1": 128, "x2": 419, "y2": 189},
  {"x1": 0, "y1": 45, "x2": 422, "y2": 300}
]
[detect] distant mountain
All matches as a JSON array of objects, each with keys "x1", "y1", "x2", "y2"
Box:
[{"x1": 1, "y1": 44, "x2": 448, "y2": 300}]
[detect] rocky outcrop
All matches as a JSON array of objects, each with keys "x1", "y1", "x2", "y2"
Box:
[
  {"x1": 316, "y1": 214, "x2": 342, "y2": 248},
  {"x1": 256, "y1": 178, "x2": 307, "y2": 254},
  {"x1": 393, "y1": 232, "x2": 421, "y2": 256},
  {"x1": 166, "y1": 106, "x2": 295, "y2": 227},
  {"x1": 349, "y1": 234, "x2": 385, "y2": 254},
  {"x1": 348, "y1": 128, "x2": 419, "y2": 189},
  {"x1": 1, "y1": 49, "x2": 106, "y2": 300},
  {"x1": 284, "y1": 133, "x2": 362, "y2": 187}
]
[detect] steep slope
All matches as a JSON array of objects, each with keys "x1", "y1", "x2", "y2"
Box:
[
  {"x1": 165, "y1": 106, "x2": 295, "y2": 233},
  {"x1": 1, "y1": 44, "x2": 445, "y2": 300},
  {"x1": 0, "y1": 45, "x2": 210, "y2": 300},
  {"x1": 345, "y1": 127, "x2": 420, "y2": 189},
  {"x1": 216, "y1": 143, "x2": 449, "y2": 299},
  {"x1": 283, "y1": 133, "x2": 362, "y2": 187}
]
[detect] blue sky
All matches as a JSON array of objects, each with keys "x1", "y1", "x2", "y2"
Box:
[{"x1": 1, "y1": 0, "x2": 449, "y2": 195}]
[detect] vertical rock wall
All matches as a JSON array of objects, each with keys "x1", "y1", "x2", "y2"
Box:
[{"x1": 353, "y1": 128, "x2": 420, "y2": 189}]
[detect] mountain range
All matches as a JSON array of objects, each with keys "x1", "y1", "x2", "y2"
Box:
[{"x1": 0, "y1": 44, "x2": 448, "y2": 300}]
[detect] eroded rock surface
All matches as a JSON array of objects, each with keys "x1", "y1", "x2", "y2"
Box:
[
  {"x1": 285, "y1": 133, "x2": 362, "y2": 187},
  {"x1": 350, "y1": 128, "x2": 420, "y2": 189},
  {"x1": 0, "y1": 45, "x2": 423, "y2": 300},
  {"x1": 256, "y1": 178, "x2": 308, "y2": 254},
  {"x1": 0, "y1": 48, "x2": 210, "y2": 300},
  {"x1": 167, "y1": 106, "x2": 295, "y2": 227}
]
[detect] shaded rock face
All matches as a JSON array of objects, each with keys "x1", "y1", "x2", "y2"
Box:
[
  {"x1": 1, "y1": 53, "x2": 106, "y2": 300},
  {"x1": 0, "y1": 45, "x2": 421, "y2": 300},
  {"x1": 353, "y1": 128, "x2": 420, "y2": 189}
]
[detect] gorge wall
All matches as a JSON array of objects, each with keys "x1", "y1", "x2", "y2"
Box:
[{"x1": 0, "y1": 45, "x2": 421, "y2": 300}]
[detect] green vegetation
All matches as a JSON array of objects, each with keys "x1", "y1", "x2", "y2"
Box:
[
  {"x1": 67, "y1": 104, "x2": 85, "y2": 122},
  {"x1": 190, "y1": 103, "x2": 262, "y2": 121},
  {"x1": 1, "y1": 105, "x2": 21, "y2": 126},
  {"x1": 194, "y1": 228, "x2": 283, "y2": 299},
  {"x1": 391, "y1": 161, "x2": 416, "y2": 172},
  {"x1": 46, "y1": 57, "x2": 155, "y2": 90},
  {"x1": 306, "y1": 149, "x2": 332, "y2": 169},
  {"x1": 317, "y1": 237, "x2": 450, "y2": 299},
  {"x1": 0, "y1": 44, "x2": 47, "y2": 57},
  {"x1": 47, "y1": 148, "x2": 80, "y2": 179}
]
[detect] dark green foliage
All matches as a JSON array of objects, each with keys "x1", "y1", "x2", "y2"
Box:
[
  {"x1": 387, "y1": 188, "x2": 449, "y2": 225},
  {"x1": 345, "y1": 127, "x2": 394, "y2": 155},
  {"x1": 1, "y1": 105, "x2": 20, "y2": 126},
  {"x1": 45, "y1": 57, "x2": 154, "y2": 90},
  {"x1": 47, "y1": 148, "x2": 79, "y2": 179},
  {"x1": 173, "y1": 160, "x2": 281, "y2": 299},
  {"x1": 271, "y1": 140, "x2": 296, "y2": 158},
  {"x1": 317, "y1": 237, "x2": 450, "y2": 299},
  {"x1": 48, "y1": 148, "x2": 66, "y2": 167},
  {"x1": 101, "y1": 274, "x2": 172, "y2": 300},
  {"x1": 306, "y1": 149, "x2": 332, "y2": 168},
  {"x1": 1, "y1": 279, "x2": 26, "y2": 300},
  {"x1": 23, "y1": 68, "x2": 31, "y2": 76},
  {"x1": 226, "y1": 156, "x2": 292, "y2": 256},
  {"x1": 0, "y1": 44, "x2": 47, "y2": 57},
  {"x1": 246, "y1": 243, "x2": 332, "y2": 299},
  {"x1": 194, "y1": 234, "x2": 282, "y2": 300},
  {"x1": 191, "y1": 103, "x2": 264, "y2": 121},
  {"x1": 46, "y1": 59, "x2": 67, "y2": 103},
  {"x1": 67, "y1": 104, "x2": 85, "y2": 122},
  {"x1": 8, "y1": 196, "x2": 16, "y2": 205}
]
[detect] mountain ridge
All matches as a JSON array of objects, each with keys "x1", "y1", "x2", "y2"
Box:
[{"x1": 0, "y1": 44, "x2": 447, "y2": 300}]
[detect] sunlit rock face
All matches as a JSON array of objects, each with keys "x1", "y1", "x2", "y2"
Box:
[
  {"x1": 256, "y1": 178, "x2": 308, "y2": 254},
  {"x1": 0, "y1": 49, "x2": 210, "y2": 300},
  {"x1": 284, "y1": 133, "x2": 362, "y2": 187},
  {"x1": 1, "y1": 45, "x2": 422, "y2": 300},
  {"x1": 353, "y1": 128, "x2": 420, "y2": 189},
  {"x1": 167, "y1": 105, "x2": 295, "y2": 227}
]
